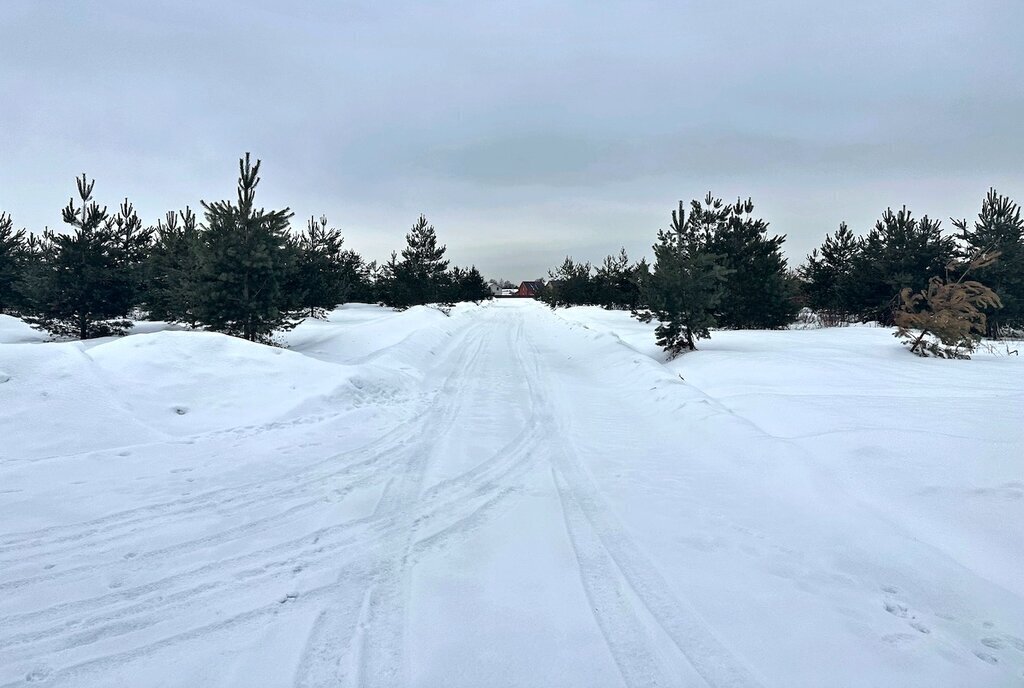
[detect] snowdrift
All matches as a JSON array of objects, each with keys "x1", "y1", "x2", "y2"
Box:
[
  {"x1": 551, "y1": 305, "x2": 1024, "y2": 600},
  {"x1": 285, "y1": 302, "x2": 480, "y2": 370},
  {"x1": 0, "y1": 313, "x2": 47, "y2": 344},
  {"x1": 0, "y1": 304, "x2": 477, "y2": 461},
  {"x1": 86, "y1": 331, "x2": 363, "y2": 435},
  {"x1": 0, "y1": 342, "x2": 165, "y2": 462}
]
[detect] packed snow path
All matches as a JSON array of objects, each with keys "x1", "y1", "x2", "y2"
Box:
[{"x1": 1, "y1": 302, "x2": 1022, "y2": 687}]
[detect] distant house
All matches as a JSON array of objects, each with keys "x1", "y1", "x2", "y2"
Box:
[
  {"x1": 517, "y1": 281, "x2": 543, "y2": 298},
  {"x1": 500, "y1": 288, "x2": 518, "y2": 297}
]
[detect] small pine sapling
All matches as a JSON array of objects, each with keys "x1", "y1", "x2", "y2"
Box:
[{"x1": 893, "y1": 250, "x2": 1002, "y2": 358}]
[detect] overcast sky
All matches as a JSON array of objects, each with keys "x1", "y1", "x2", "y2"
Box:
[{"x1": 2, "y1": 1, "x2": 1022, "y2": 279}]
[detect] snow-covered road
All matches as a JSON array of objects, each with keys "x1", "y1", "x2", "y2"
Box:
[{"x1": 1, "y1": 301, "x2": 1022, "y2": 687}]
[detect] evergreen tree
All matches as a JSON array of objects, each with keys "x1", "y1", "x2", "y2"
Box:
[
  {"x1": 446, "y1": 265, "x2": 491, "y2": 303},
  {"x1": 145, "y1": 207, "x2": 201, "y2": 323},
  {"x1": 594, "y1": 248, "x2": 641, "y2": 310},
  {"x1": 193, "y1": 153, "x2": 299, "y2": 342},
  {"x1": 31, "y1": 175, "x2": 134, "y2": 339},
  {"x1": 380, "y1": 251, "x2": 417, "y2": 309},
  {"x1": 953, "y1": 189, "x2": 1024, "y2": 335},
  {"x1": 701, "y1": 194, "x2": 798, "y2": 328},
  {"x1": 15, "y1": 233, "x2": 49, "y2": 318},
  {"x1": 847, "y1": 207, "x2": 956, "y2": 324},
  {"x1": 798, "y1": 222, "x2": 859, "y2": 324},
  {"x1": 358, "y1": 259, "x2": 383, "y2": 303},
  {"x1": 894, "y1": 249, "x2": 1002, "y2": 358},
  {"x1": 295, "y1": 215, "x2": 365, "y2": 317},
  {"x1": 111, "y1": 198, "x2": 153, "y2": 311},
  {"x1": 628, "y1": 257, "x2": 652, "y2": 311},
  {"x1": 381, "y1": 215, "x2": 449, "y2": 308},
  {"x1": 635, "y1": 200, "x2": 728, "y2": 355},
  {"x1": 0, "y1": 212, "x2": 27, "y2": 314},
  {"x1": 539, "y1": 257, "x2": 595, "y2": 307}
]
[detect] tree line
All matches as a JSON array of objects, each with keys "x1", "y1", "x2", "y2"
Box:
[
  {"x1": 538, "y1": 190, "x2": 1023, "y2": 357},
  {"x1": 0, "y1": 154, "x2": 491, "y2": 342}
]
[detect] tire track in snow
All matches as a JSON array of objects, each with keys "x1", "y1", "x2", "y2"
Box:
[
  {"x1": 521, "y1": 318, "x2": 765, "y2": 688},
  {"x1": 352, "y1": 315, "x2": 542, "y2": 688},
  {"x1": 1, "y1": 444, "x2": 540, "y2": 670},
  {"x1": 2, "y1": 338, "x2": 545, "y2": 669},
  {"x1": 295, "y1": 319, "x2": 498, "y2": 688},
  {"x1": 552, "y1": 468, "x2": 684, "y2": 688},
  {"x1": 1, "y1": 320, "x2": 503, "y2": 681},
  {"x1": 510, "y1": 314, "x2": 682, "y2": 687},
  {"x1": 0, "y1": 410, "x2": 421, "y2": 558},
  {"x1": 313, "y1": 311, "x2": 546, "y2": 688},
  {"x1": 6, "y1": 304, "x2": 765, "y2": 687},
  {"x1": 0, "y1": 470, "x2": 538, "y2": 688},
  {"x1": 0, "y1": 432, "x2": 426, "y2": 595}
]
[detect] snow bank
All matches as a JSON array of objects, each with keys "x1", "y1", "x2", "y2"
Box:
[
  {"x1": 552, "y1": 304, "x2": 1024, "y2": 596},
  {"x1": 86, "y1": 331, "x2": 364, "y2": 435},
  {"x1": 286, "y1": 302, "x2": 487, "y2": 374},
  {"x1": 0, "y1": 313, "x2": 47, "y2": 344},
  {"x1": 0, "y1": 342, "x2": 165, "y2": 462},
  {"x1": 530, "y1": 303, "x2": 1024, "y2": 685},
  {"x1": 1, "y1": 305, "x2": 475, "y2": 461}
]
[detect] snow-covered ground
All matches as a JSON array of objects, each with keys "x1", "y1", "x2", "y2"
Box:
[{"x1": 1, "y1": 301, "x2": 1022, "y2": 687}]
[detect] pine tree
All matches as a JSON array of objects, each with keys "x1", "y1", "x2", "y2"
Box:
[
  {"x1": 539, "y1": 257, "x2": 595, "y2": 307},
  {"x1": 594, "y1": 248, "x2": 640, "y2": 310},
  {"x1": 953, "y1": 189, "x2": 1024, "y2": 335},
  {"x1": 359, "y1": 259, "x2": 383, "y2": 303},
  {"x1": 894, "y1": 250, "x2": 1002, "y2": 358},
  {"x1": 628, "y1": 257, "x2": 652, "y2": 311},
  {"x1": 381, "y1": 215, "x2": 450, "y2": 308},
  {"x1": 380, "y1": 251, "x2": 416, "y2": 309},
  {"x1": 799, "y1": 222, "x2": 859, "y2": 325},
  {"x1": 445, "y1": 265, "x2": 491, "y2": 303},
  {"x1": 0, "y1": 212, "x2": 27, "y2": 314},
  {"x1": 847, "y1": 207, "x2": 956, "y2": 324},
  {"x1": 193, "y1": 153, "x2": 299, "y2": 342},
  {"x1": 294, "y1": 215, "x2": 365, "y2": 317},
  {"x1": 438, "y1": 267, "x2": 462, "y2": 305},
  {"x1": 16, "y1": 233, "x2": 49, "y2": 318},
  {"x1": 701, "y1": 194, "x2": 798, "y2": 329},
  {"x1": 31, "y1": 175, "x2": 134, "y2": 339},
  {"x1": 145, "y1": 207, "x2": 201, "y2": 323},
  {"x1": 111, "y1": 198, "x2": 153, "y2": 311},
  {"x1": 636, "y1": 200, "x2": 728, "y2": 356},
  {"x1": 401, "y1": 214, "x2": 449, "y2": 304}
]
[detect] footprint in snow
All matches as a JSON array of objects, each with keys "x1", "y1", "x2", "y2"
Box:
[
  {"x1": 882, "y1": 633, "x2": 916, "y2": 647},
  {"x1": 974, "y1": 651, "x2": 999, "y2": 665},
  {"x1": 981, "y1": 637, "x2": 1004, "y2": 650},
  {"x1": 25, "y1": 667, "x2": 51, "y2": 682},
  {"x1": 883, "y1": 601, "x2": 910, "y2": 618}
]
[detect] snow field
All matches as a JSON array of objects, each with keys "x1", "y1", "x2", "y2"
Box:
[{"x1": 0, "y1": 300, "x2": 1022, "y2": 687}]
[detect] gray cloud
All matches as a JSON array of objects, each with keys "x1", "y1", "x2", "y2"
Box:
[{"x1": 2, "y1": 0, "x2": 1022, "y2": 279}]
